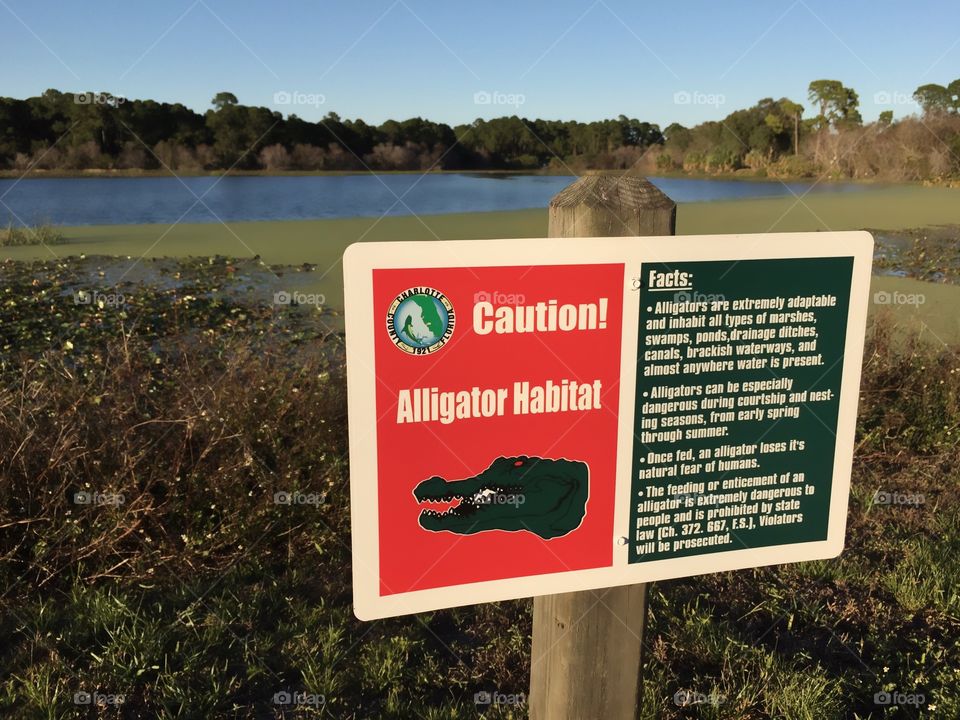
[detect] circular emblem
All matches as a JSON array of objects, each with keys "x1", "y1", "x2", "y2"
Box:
[{"x1": 387, "y1": 287, "x2": 455, "y2": 354}]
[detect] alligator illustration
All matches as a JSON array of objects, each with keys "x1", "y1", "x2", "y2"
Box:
[{"x1": 413, "y1": 456, "x2": 589, "y2": 539}]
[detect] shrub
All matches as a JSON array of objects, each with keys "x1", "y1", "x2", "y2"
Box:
[
  {"x1": 0, "y1": 221, "x2": 66, "y2": 246},
  {"x1": 656, "y1": 152, "x2": 678, "y2": 171}
]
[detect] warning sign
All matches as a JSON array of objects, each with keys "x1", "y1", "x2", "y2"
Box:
[{"x1": 344, "y1": 233, "x2": 872, "y2": 620}]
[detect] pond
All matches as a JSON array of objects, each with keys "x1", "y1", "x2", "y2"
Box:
[{"x1": 0, "y1": 173, "x2": 873, "y2": 227}]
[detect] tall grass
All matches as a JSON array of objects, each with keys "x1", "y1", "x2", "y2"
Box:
[
  {"x1": 1, "y1": 255, "x2": 959, "y2": 717},
  {"x1": 0, "y1": 221, "x2": 66, "y2": 246}
]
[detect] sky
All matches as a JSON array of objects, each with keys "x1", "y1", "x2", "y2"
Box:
[{"x1": 1, "y1": 0, "x2": 959, "y2": 128}]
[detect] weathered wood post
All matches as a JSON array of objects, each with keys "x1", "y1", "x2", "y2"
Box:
[{"x1": 529, "y1": 174, "x2": 676, "y2": 720}]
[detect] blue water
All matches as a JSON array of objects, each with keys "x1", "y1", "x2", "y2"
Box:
[{"x1": 0, "y1": 173, "x2": 871, "y2": 227}]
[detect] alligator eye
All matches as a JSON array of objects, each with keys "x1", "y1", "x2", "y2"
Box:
[{"x1": 513, "y1": 460, "x2": 523, "y2": 467}]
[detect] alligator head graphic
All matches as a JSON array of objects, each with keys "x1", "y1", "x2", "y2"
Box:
[{"x1": 413, "y1": 456, "x2": 589, "y2": 539}]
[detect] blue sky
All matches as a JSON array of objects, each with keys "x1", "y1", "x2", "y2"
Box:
[{"x1": 2, "y1": 0, "x2": 958, "y2": 127}]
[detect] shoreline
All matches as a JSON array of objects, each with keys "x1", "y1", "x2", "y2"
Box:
[
  {"x1": 3, "y1": 185, "x2": 960, "y2": 244},
  {"x1": 1, "y1": 168, "x2": 558, "y2": 180},
  {"x1": 0, "y1": 167, "x2": 933, "y2": 186}
]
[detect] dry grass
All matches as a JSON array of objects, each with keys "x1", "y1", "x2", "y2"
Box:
[
  {"x1": 0, "y1": 221, "x2": 66, "y2": 246},
  {"x1": 0, "y1": 253, "x2": 958, "y2": 717}
]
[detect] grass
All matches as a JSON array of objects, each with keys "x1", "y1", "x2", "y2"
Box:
[
  {"x1": 0, "y1": 221, "x2": 66, "y2": 247},
  {"x1": 1, "y1": 247, "x2": 959, "y2": 718},
  {"x1": 643, "y1": 409, "x2": 960, "y2": 717}
]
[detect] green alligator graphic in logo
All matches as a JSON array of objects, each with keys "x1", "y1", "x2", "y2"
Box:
[
  {"x1": 413, "y1": 456, "x2": 589, "y2": 539},
  {"x1": 401, "y1": 295, "x2": 443, "y2": 344}
]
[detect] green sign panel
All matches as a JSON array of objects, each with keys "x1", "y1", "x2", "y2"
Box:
[{"x1": 630, "y1": 257, "x2": 853, "y2": 563}]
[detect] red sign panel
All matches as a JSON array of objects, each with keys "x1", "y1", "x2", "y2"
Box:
[{"x1": 372, "y1": 264, "x2": 624, "y2": 595}]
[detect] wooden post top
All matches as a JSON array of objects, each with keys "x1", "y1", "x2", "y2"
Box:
[
  {"x1": 549, "y1": 174, "x2": 675, "y2": 212},
  {"x1": 547, "y1": 174, "x2": 677, "y2": 238}
]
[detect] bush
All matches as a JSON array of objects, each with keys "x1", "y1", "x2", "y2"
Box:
[
  {"x1": 705, "y1": 147, "x2": 740, "y2": 171},
  {"x1": 682, "y1": 151, "x2": 706, "y2": 172},
  {"x1": 258, "y1": 143, "x2": 291, "y2": 170},
  {"x1": 772, "y1": 153, "x2": 819, "y2": 178},
  {"x1": 513, "y1": 153, "x2": 541, "y2": 169},
  {"x1": 656, "y1": 152, "x2": 678, "y2": 171},
  {"x1": 0, "y1": 221, "x2": 66, "y2": 246}
]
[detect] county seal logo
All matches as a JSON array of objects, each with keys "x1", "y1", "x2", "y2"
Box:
[{"x1": 387, "y1": 287, "x2": 455, "y2": 354}]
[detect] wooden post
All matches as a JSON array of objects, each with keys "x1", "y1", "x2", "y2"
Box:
[{"x1": 529, "y1": 174, "x2": 676, "y2": 720}]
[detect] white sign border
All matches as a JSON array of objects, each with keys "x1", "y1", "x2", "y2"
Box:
[{"x1": 344, "y1": 231, "x2": 874, "y2": 620}]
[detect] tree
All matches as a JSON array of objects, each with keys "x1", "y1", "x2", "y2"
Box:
[
  {"x1": 913, "y1": 84, "x2": 952, "y2": 115},
  {"x1": 206, "y1": 97, "x2": 277, "y2": 168},
  {"x1": 878, "y1": 110, "x2": 894, "y2": 127},
  {"x1": 779, "y1": 99, "x2": 804, "y2": 155},
  {"x1": 662, "y1": 123, "x2": 692, "y2": 150},
  {"x1": 211, "y1": 92, "x2": 239, "y2": 111},
  {"x1": 808, "y1": 80, "x2": 861, "y2": 129},
  {"x1": 807, "y1": 80, "x2": 860, "y2": 166},
  {"x1": 808, "y1": 79, "x2": 840, "y2": 128}
]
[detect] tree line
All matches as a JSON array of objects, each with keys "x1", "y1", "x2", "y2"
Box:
[
  {"x1": 1, "y1": 80, "x2": 959, "y2": 181},
  {"x1": 0, "y1": 89, "x2": 661, "y2": 173},
  {"x1": 657, "y1": 79, "x2": 960, "y2": 181}
]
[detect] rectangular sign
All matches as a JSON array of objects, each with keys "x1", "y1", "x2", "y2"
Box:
[{"x1": 344, "y1": 232, "x2": 872, "y2": 620}]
